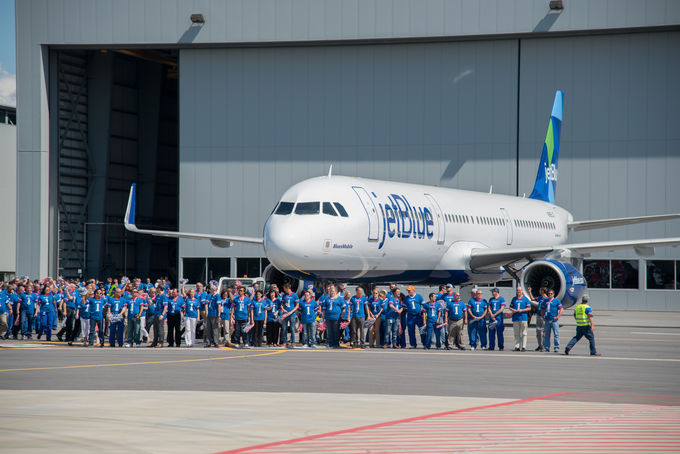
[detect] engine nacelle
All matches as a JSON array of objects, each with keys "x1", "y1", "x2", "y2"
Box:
[
  {"x1": 263, "y1": 264, "x2": 311, "y2": 295},
  {"x1": 522, "y1": 260, "x2": 586, "y2": 308}
]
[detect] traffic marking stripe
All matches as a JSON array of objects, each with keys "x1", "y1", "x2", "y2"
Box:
[{"x1": 219, "y1": 393, "x2": 680, "y2": 454}]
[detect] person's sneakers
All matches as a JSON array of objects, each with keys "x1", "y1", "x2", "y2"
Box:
[
  {"x1": 534, "y1": 346, "x2": 542, "y2": 351},
  {"x1": 470, "y1": 347, "x2": 476, "y2": 351},
  {"x1": 124, "y1": 344, "x2": 131, "y2": 348},
  {"x1": 68, "y1": 342, "x2": 73, "y2": 346},
  {"x1": 521, "y1": 348, "x2": 526, "y2": 352},
  {"x1": 301, "y1": 344, "x2": 309, "y2": 348},
  {"x1": 554, "y1": 348, "x2": 559, "y2": 353},
  {"x1": 155, "y1": 344, "x2": 163, "y2": 348},
  {"x1": 499, "y1": 347, "x2": 504, "y2": 351},
  {"x1": 591, "y1": 352, "x2": 602, "y2": 356},
  {"x1": 57, "y1": 334, "x2": 63, "y2": 342},
  {"x1": 488, "y1": 348, "x2": 495, "y2": 351},
  {"x1": 513, "y1": 347, "x2": 520, "y2": 351},
  {"x1": 564, "y1": 348, "x2": 570, "y2": 355}
]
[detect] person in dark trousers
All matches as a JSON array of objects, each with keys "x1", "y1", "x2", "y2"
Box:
[
  {"x1": 565, "y1": 295, "x2": 601, "y2": 356},
  {"x1": 165, "y1": 288, "x2": 183, "y2": 347}
]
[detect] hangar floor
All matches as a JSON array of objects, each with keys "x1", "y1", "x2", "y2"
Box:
[{"x1": 1, "y1": 311, "x2": 678, "y2": 453}]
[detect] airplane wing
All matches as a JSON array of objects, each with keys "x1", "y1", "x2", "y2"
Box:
[
  {"x1": 568, "y1": 214, "x2": 680, "y2": 231},
  {"x1": 469, "y1": 237, "x2": 680, "y2": 271},
  {"x1": 124, "y1": 184, "x2": 264, "y2": 248}
]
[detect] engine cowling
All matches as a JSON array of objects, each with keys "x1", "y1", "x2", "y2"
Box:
[
  {"x1": 263, "y1": 264, "x2": 309, "y2": 295},
  {"x1": 522, "y1": 260, "x2": 586, "y2": 308}
]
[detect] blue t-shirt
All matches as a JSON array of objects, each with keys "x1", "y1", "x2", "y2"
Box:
[
  {"x1": 205, "y1": 294, "x2": 220, "y2": 318},
  {"x1": 88, "y1": 297, "x2": 105, "y2": 320},
  {"x1": 183, "y1": 297, "x2": 201, "y2": 318},
  {"x1": 299, "y1": 300, "x2": 318, "y2": 324},
  {"x1": 126, "y1": 297, "x2": 146, "y2": 319},
  {"x1": 19, "y1": 293, "x2": 35, "y2": 313},
  {"x1": 367, "y1": 297, "x2": 383, "y2": 317},
  {"x1": 0, "y1": 291, "x2": 8, "y2": 315},
  {"x1": 78, "y1": 300, "x2": 90, "y2": 319},
  {"x1": 166, "y1": 296, "x2": 184, "y2": 315},
  {"x1": 423, "y1": 302, "x2": 441, "y2": 324},
  {"x1": 219, "y1": 297, "x2": 231, "y2": 320},
  {"x1": 403, "y1": 294, "x2": 425, "y2": 316},
  {"x1": 467, "y1": 298, "x2": 488, "y2": 318},
  {"x1": 232, "y1": 297, "x2": 251, "y2": 321},
  {"x1": 446, "y1": 300, "x2": 467, "y2": 321},
  {"x1": 106, "y1": 297, "x2": 126, "y2": 315},
  {"x1": 488, "y1": 297, "x2": 506, "y2": 316},
  {"x1": 323, "y1": 296, "x2": 345, "y2": 321},
  {"x1": 510, "y1": 296, "x2": 531, "y2": 321},
  {"x1": 39, "y1": 295, "x2": 55, "y2": 315},
  {"x1": 543, "y1": 298, "x2": 563, "y2": 321},
  {"x1": 250, "y1": 299, "x2": 267, "y2": 321},
  {"x1": 265, "y1": 297, "x2": 280, "y2": 318},
  {"x1": 383, "y1": 298, "x2": 400, "y2": 320},
  {"x1": 281, "y1": 292, "x2": 300, "y2": 313},
  {"x1": 63, "y1": 291, "x2": 77, "y2": 309},
  {"x1": 349, "y1": 295, "x2": 367, "y2": 318}
]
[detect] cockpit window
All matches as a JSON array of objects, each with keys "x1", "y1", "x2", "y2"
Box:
[
  {"x1": 274, "y1": 202, "x2": 294, "y2": 215},
  {"x1": 333, "y1": 202, "x2": 349, "y2": 217},
  {"x1": 295, "y1": 202, "x2": 320, "y2": 215},
  {"x1": 322, "y1": 202, "x2": 337, "y2": 216}
]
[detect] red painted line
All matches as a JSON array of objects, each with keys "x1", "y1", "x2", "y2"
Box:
[{"x1": 216, "y1": 392, "x2": 570, "y2": 454}]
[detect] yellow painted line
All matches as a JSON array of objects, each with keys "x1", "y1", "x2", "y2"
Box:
[{"x1": 0, "y1": 350, "x2": 287, "y2": 373}]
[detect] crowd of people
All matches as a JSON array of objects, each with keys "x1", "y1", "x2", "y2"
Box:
[{"x1": 0, "y1": 276, "x2": 599, "y2": 355}]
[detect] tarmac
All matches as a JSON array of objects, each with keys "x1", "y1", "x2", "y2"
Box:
[{"x1": 1, "y1": 310, "x2": 678, "y2": 453}]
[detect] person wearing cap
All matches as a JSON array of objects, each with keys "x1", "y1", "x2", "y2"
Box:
[
  {"x1": 403, "y1": 285, "x2": 425, "y2": 349},
  {"x1": 541, "y1": 288, "x2": 563, "y2": 352},
  {"x1": 487, "y1": 288, "x2": 506, "y2": 351},
  {"x1": 466, "y1": 288, "x2": 488, "y2": 350},
  {"x1": 564, "y1": 294, "x2": 601, "y2": 356},
  {"x1": 444, "y1": 290, "x2": 467, "y2": 350},
  {"x1": 509, "y1": 286, "x2": 531, "y2": 351}
]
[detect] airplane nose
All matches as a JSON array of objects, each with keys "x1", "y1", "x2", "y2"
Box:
[{"x1": 264, "y1": 217, "x2": 301, "y2": 270}]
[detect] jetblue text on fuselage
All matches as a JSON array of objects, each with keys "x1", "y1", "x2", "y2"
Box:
[
  {"x1": 544, "y1": 163, "x2": 558, "y2": 183},
  {"x1": 375, "y1": 193, "x2": 434, "y2": 249}
]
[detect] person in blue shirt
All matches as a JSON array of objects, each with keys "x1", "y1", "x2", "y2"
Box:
[
  {"x1": 18, "y1": 285, "x2": 37, "y2": 340},
  {"x1": 280, "y1": 283, "x2": 300, "y2": 347},
  {"x1": 203, "y1": 287, "x2": 221, "y2": 348},
  {"x1": 10, "y1": 286, "x2": 22, "y2": 339},
  {"x1": 541, "y1": 288, "x2": 564, "y2": 352},
  {"x1": 181, "y1": 287, "x2": 201, "y2": 348},
  {"x1": 509, "y1": 286, "x2": 532, "y2": 351},
  {"x1": 529, "y1": 286, "x2": 548, "y2": 352},
  {"x1": 422, "y1": 293, "x2": 443, "y2": 349},
  {"x1": 323, "y1": 284, "x2": 346, "y2": 348},
  {"x1": 231, "y1": 286, "x2": 251, "y2": 347},
  {"x1": 0, "y1": 285, "x2": 13, "y2": 340},
  {"x1": 88, "y1": 288, "x2": 106, "y2": 347},
  {"x1": 299, "y1": 290, "x2": 318, "y2": 348},
  {"x1": 366, "y1": 288, "x2": 383, "y2": 348},
  {"x1": 37, "y1": 287, "x2": 56, "y2": 341},
  {"x1": 76, "y1": 292, "x2": 90, "y2": 346},
  {"x1": 467, "y1": 289, "x2": 488, "y2": 351},
  {"x1": 403, "y1": 286, "x2": 425, "y2": 349},
  {"x1": 349, "y1": 287, "x2": 368, "y2": 348},
  {"x1": 382, "y1": 290, "x2": 401, "y2": 349},
  {"x1": 165, "y1": 289, "x2": 184, "y2": 347},
  {"x1": 249, "y1": 290, "x2": 267, "y2": 347},
  {"x1": 264, "y1": 289, "x2": 281, "y2": 347},
  {"x1": 124, "y1": 288, "x2": 146, "y2": 347},
  {"x1": 217, "y1": 289, "x2": 233, "y2": 347},
  {"x1": 487, "y1": 287, "x2": 506, "y2": 351},
  {"x1": 105, "y1": 288, "x2": 128, "y2": 347},
  {"x1": 444, "y1": 290, "x2": 467, "y2": 350}
]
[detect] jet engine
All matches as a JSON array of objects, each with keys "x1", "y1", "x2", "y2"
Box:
[
  {"x1": 263, "y1": 264, "x2": 307, "y2": 294},
  {"x1": 522, "y1": 260, "x2": 586, "y2": 308}
]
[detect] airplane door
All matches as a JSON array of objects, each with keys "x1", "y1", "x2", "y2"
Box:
[
  {"x1": 424, "y1": 194, "x2": 445, "y2": 245},
  {"x1": 500, "y1": 207, "x2": 513, "y2": 245},
  {"x1": 352, "y1": 186, "x2": 379, "y2": 242}
]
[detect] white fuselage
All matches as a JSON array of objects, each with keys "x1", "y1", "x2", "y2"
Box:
[{"x1": 264, "y1": 176, "x2": 572, "y2": 285}]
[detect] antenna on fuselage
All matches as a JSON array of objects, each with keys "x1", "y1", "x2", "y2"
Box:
[
  {"x1": 489, "y1": 185, "x2": 493, "y2": 194},
  {"x1": 328, "y1": 165, "x2": 333, "y2": 178}
]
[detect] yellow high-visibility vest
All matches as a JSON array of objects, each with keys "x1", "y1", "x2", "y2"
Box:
[{"x1": 573, "y1": 304, "x2": 591, "y2": 327}]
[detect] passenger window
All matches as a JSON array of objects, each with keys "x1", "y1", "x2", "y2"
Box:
[
  {"x1": 295, "y1": 202, "x2": 320, "y2": 215},
  {"x1": 323, "y1": 202, "x2": 338, "y2": 216},
  {"x1": 274, "y1": 202, "x2": 294, "y2": 215},
  {"x1": 333, "y1": 202, "x2": 349, "y2": 217}
]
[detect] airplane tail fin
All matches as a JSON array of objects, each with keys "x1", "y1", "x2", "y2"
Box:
[{"x1": 529, "y1": 90, "x2": 563, "y2": 204}]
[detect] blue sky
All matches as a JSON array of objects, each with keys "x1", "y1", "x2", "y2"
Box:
[{"x1": 0, "y1": 0, "x2": 16, "y2": 107}]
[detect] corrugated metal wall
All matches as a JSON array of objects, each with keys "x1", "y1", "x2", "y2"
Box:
[{"x1": 179, "y1": 31, "x2": 680, "y2": 309}]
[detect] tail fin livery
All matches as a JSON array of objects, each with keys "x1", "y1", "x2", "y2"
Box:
[{"x1": 529, "y1": 90, "x2": 563, "y2": 204}]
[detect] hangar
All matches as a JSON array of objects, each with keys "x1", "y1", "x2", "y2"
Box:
[{"x1": 15, "y1": 0, "x2": 680, "y2": 309}]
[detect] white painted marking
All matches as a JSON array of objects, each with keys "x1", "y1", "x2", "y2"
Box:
[{"x1": 631, "y1": 331, "x2": 680, "y2": 336}]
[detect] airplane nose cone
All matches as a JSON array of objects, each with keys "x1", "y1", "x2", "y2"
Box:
[{"x1": 264, "y1": 216, "x2": 301, "y2": 271}]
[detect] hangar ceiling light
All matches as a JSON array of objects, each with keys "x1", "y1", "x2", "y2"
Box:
[
  {"x1": 549, "y1": 0, "x2": 564, "y2": 10},
  {"x1": 190, "y1": 14, "x2": 205, "y2": 24}
]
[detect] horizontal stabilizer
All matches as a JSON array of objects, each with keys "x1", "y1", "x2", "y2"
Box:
[
  {"x1": 568, "y1": 214, "x2": 680, "y2": 231},
  {"x1": 124, "y1": 184, "x2": 263, "y2": 247}
]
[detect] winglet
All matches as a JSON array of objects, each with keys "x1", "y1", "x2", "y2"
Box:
[
  {"x1": 124, "y1": 184, "x2": 138, "y2": 232},
  {"x1": 529, "y1": 90, "x2": 563, "y2": 204}
]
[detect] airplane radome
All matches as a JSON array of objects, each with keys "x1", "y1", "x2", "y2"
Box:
[{"x1": 124, "y1": 91, "x2": 680, "y2": 308}]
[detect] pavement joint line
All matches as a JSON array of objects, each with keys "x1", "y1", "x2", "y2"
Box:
[
  {"x1": 0, "y1": 349, "x2": 287, "y2": 372},
  {"x1": 631, "y1": 332, "x2": 680, "y2": 336}
]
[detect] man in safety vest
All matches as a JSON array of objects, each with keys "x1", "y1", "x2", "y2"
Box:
[{"x1": 564, "y1": 295, "x2": 601, "y2": 356}]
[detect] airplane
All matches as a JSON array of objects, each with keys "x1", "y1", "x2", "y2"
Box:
[{"x1": 124, "y1": 90, "x2": 680, "y2": 307}]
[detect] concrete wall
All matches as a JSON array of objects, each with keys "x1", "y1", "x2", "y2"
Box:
[{"x1": 0, "y1": 122, "x2": 16, "y2": 274}]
